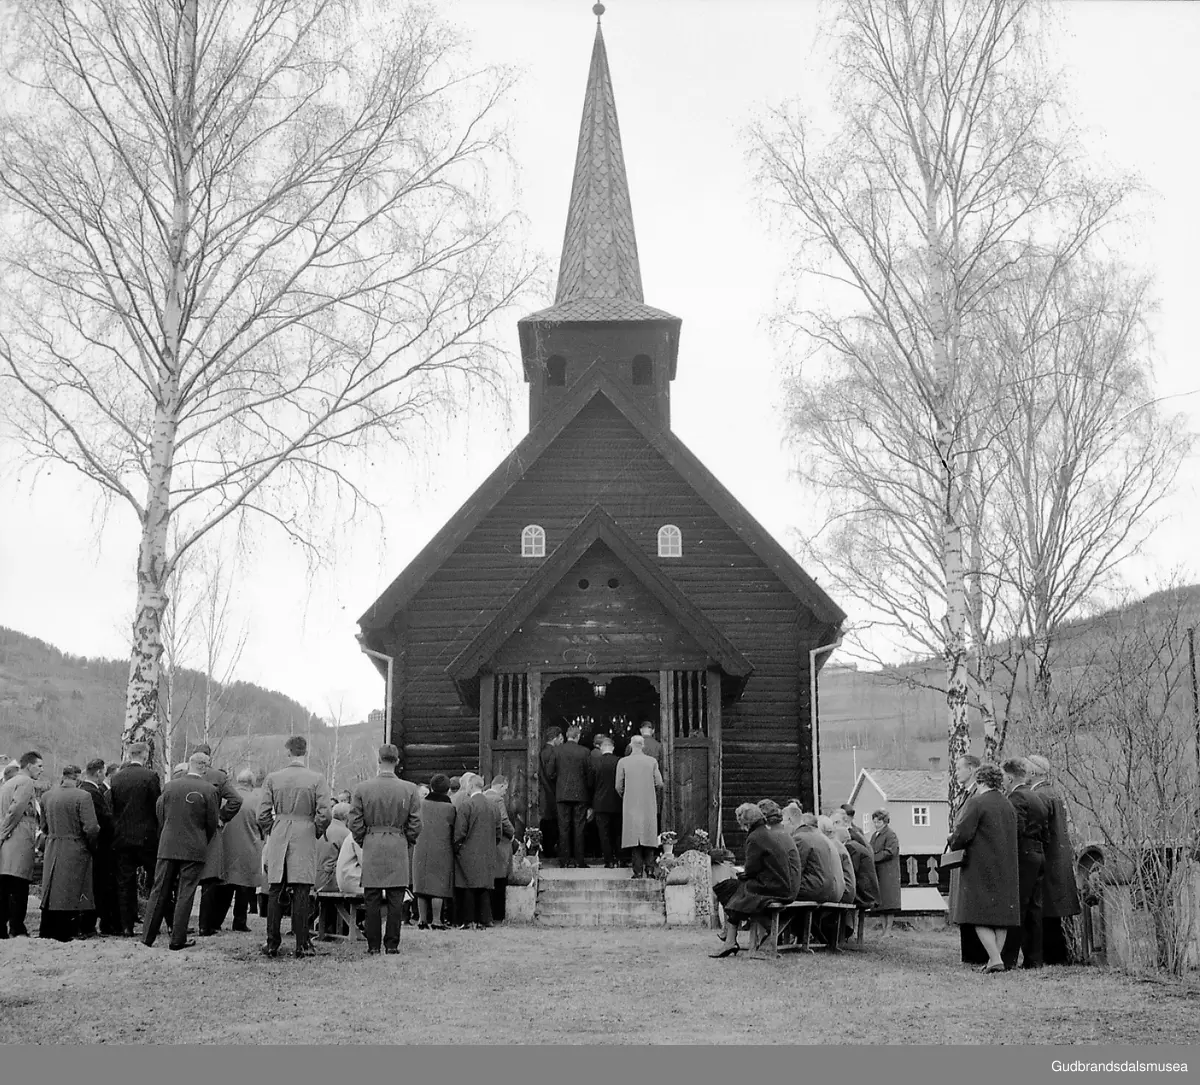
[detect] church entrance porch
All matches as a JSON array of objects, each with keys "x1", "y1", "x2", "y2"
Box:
[{"x1": 541, "y1": 673, "x2": 658, "y2": 863}]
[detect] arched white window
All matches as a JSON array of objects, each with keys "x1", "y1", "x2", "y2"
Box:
[
  {"x1": 657, "y1": 524, "x2": 682, "y2": 558},
  {"x1": 521, "y1": 524, "x2": 546, "y2": 558}
]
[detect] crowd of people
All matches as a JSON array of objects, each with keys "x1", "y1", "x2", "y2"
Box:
[
  {"x1": 708, "y1": 799, "x2": 888, "y2": 958},
  {"x1": 1, "y1": 726, "x2": 1081, "y2": 969},
  {"x1": 0, "y1": 722, "x2": 671, "y2": 960},
  {"x1": 0, "y1": 738, "x2": 519, "y2": 957},
  {"x1": 947, "y1": 754, "x2": 1081, "y2": 974}
]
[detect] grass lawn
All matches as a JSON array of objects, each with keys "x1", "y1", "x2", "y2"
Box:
[{"x1": 1, "y1": 915, "x2": 1196, "y2": 1044}]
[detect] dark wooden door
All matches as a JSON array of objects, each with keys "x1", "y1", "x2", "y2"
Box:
[
  {"x1": 479, "y1": 671, "x2": 540, "y2": 839},
  {"x1": 660, "y1": 668, "x2": 722, "y2": 841}
]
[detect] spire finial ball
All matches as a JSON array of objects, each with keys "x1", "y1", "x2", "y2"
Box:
[{"x1": 593, "y1": 3, "x2": 605, "y2": 17}]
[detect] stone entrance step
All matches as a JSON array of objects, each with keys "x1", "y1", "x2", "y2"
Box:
[{"x1": 535, "y1": 867, "x2": 666, "y2": 927}]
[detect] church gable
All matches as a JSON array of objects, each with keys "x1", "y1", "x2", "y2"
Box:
[{"x1": 491, "y1": 541, "x2": 706, "y2": 672}]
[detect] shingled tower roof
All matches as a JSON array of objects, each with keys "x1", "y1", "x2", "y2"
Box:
[{"x1": 520, "y1": 11, "x2": 680, "y2": 328}]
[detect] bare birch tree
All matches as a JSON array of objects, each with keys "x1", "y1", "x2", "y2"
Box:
[
  {"x1": 0, "y1": 1, "x2": 533, "y2": 765},
  {"x1": 748, "y1": 0, "x2": 1178, "y2": 805}
]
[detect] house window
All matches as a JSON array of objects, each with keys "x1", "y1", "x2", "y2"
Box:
[
  {"x1": 657, "y1": 524, "x2": 682, "y2": 558},
  {"x1": 545, "y1": 355, "x2": 566, "y2": 387},
  {"x1": 521, "y1": 525, "x2": 545, "y2": 558},
  {"x1": 912, "y1": 805, "x2": 929, "y2": 827},
  {"x1": 632, "y1": 354, "x2": 653, "y2": 386}
]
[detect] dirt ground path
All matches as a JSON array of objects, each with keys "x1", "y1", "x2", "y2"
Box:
[{"x1": 2, "y1": 919, "x2": 1196, "y2": 1044}]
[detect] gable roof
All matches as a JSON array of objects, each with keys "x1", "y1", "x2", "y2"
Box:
[
  {"x1": 446, "y1": 506, "x2": 753, "y2": 699},
  {"x1": 850, "y1": 769, "x2": 950, "y2": 806},
  {"x1": 358, "y1": 360, "x2": 845, "y2": 640}
]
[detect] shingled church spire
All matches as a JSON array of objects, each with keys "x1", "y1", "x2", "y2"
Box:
[
  {"x1": 518, "y1": 5, "x2": 681, "y2": 431},
  {"x1": 555, "y1": 12, "x2": 643, "y2": 305}
]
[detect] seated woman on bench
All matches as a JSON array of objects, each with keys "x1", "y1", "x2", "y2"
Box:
[{"x1": 710, "y1": 801, "x2": 801, "y2": 958}]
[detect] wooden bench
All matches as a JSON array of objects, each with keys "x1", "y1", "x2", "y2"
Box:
[
  {"x1": 751, "y1": 901, "x2": 865, "y2": 959},
  {"x1": 316, "y1": 891, "x2": 365, "y2": 942}
]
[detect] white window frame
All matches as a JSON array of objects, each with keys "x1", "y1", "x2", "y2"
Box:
[
  {"x1": 521, "y1": 524, "x2": 546, "y2": 558},
  {"x1": 657, "y1": 524, "x2": 682, "y2": 558},
  {"x1": 911, "y1": 804, "x2": 930, "y2": 827}
]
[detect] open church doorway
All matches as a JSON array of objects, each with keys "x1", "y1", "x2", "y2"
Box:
[{"x1": 541, "y1": 674, "x2": 659, "y2": 861}]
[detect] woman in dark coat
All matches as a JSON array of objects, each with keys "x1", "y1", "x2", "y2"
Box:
[
  {"x1": 870, "y1": 809, "x2": 901, "y2": 933},
  {"x1": 948, "y1": 763, "x2": 1020, "y2": 973},
  {"x1": 710, "y1": 802, "x2": 800, "y2": 959},
  {"x1": 949, "y1": 755, "x2": 989, "y2": 965},
  {"x1": 412, "y1": 774, "x2": 456, "y2": 929},
  {"x1": 452, "y1": 775, "x2": 501, "y2": 929}
]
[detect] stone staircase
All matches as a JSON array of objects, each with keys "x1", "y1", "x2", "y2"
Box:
[{"x1": 535, "y1": 867, "x2": 666, "y2": 927}]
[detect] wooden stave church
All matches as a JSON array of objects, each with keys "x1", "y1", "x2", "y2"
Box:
[{"x1": 357, "y1": 15, "x2": 845, "y2": 845}]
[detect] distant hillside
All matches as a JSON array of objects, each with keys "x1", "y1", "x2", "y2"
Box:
[
  {"x1": 0, "y1": 626, "x2": 328, "y2": 770},
  {"x1": 816, "y1": 583, "x2": 1200, "y2": 806}
]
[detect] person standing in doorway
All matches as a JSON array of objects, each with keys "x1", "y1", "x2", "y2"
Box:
[
  {"x1": 257, "y1": 736, "x2": 332, "y2": 959},
  {"x1": 615, "y1": 735, "x2": 663, "y2": 878},
  {"x1": 588, "y1": 737, "x2": 622, "y2": 868},
  {"x1": 347, "y1": 744, "x2": 422, "y2": 955},
  {"x1": 0, "y1": 751, "x2": 44, "y2": 938},
  {"x1": 547, "y1": 725, "x2": 592, "y2": 868},
  {"x1": 537, "y1": 727, "x2": 563, "y2": 860},
  {"x1": 625, "y1": 722, "x2": 663, "y2": 828}
]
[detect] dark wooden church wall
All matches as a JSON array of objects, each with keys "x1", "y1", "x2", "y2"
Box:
[{"x1": 395, "y1": 397, "x2": 822, "y2": 805}]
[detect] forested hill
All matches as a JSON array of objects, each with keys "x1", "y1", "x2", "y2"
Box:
[{"x1": 0, "y1": 626, "x2": 325, "y2": 767}]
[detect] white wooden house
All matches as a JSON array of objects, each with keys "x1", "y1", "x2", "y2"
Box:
[{"x1": 847, "y1": 769, "x2": 950, "y2": 855}]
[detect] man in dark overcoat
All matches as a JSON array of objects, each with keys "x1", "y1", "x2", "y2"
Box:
[
  {"x1": 1028, "y1": 754, "x2": 1082, "y2": 964},
  {"x1": 1001, "y1": 758, "x2": 1050, "y2": 970},
  {"x1": 77, "y1": 758, "x2": 117, "y2": 937},
  {"x1": 203, "y1": 769, "x2": 263, "y2": 934},
  {"x1": 109, "y1": 741, "x2": 162, "y2": 936},
  {"x1": 547, "y1": 724, "x2": 592, "y2": 868},
  {"x1": 452, "y1": 774, "x2": 501, "y2": 928},
  {"x1": 781, "y1": 805, "x2": 840, "y2": 904},
  {"x1": 193, "y1": 743, "x2": 244, "y2": 936},
  {"x1": 39, "y1": 766, "x2": 100, "y2": 942},
  {"x1": 482, "y1": 775, "x2": 515, "y2": 922},
  {"x1": 143, "y1": 753, "x2": 219, "y2": 950},
  {"x1": 537, "y1": 728, "x2": 563, "y2": 859},
  {"x1": 347, "y1": 744, "x2": 422, "y2": 954},
  {"x1": 587, "y1": 737, "x2": 623, "y2": 868}
]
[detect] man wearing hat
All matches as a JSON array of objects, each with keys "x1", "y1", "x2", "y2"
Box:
[{"x1": 347, "y1": 744, "x2": 422, "y2": 955}]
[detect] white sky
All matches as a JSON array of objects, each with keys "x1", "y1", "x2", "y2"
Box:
[{"x1": 1, "y1": 0, "x2": 1197, "y2": 723}]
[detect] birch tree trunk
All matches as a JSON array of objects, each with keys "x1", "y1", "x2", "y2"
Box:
[
  {"x1": 2, "y1": 0, "x2": 531, "y2": 763},
  {"x1": 121, "y1": 0, "x2": 196, "y2": 764}
]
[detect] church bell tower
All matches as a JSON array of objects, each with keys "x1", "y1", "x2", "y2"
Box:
[{"x1": 518, "y1": 4, "x2": 681, "y2": 431}]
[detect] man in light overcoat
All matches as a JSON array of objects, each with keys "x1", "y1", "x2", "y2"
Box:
[
  {"x1": 257, "y1": 735, "x2": 331, "y2": 958},
  {"x1": 615, "y1": 736, "x2": 663, "y2": 878},
  {"x1": 0, "y1": 751, "x2": 44, "y2": 938},
  {"x1": 347, "y1": 744, "x2": 422, "y2": 954}
]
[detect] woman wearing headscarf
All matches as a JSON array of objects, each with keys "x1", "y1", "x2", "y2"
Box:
[
  {"x1": 709, "y1": 801, "x2": 800, "y2": 959},
  {"x1": 870, "y1": 809, "x2": 901, "y2": 934},
  {"x1": 948, "y1": 763, "x2": 1020, "y2": 973},
  {"x1": 412, "y1": 774, "x2": 455, "y2": 929}
]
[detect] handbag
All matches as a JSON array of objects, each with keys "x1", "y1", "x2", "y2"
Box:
[{"x1": 940, "y1": 848, "x2": 966, "y2": 870}]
